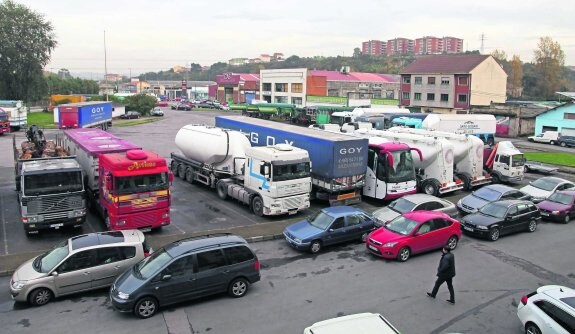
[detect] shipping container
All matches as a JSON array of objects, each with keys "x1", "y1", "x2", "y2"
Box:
[{"x1": 57, "y1": 102, "x2": 113, "y2": 129}]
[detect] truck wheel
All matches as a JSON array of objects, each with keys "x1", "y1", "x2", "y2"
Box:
[
  {"x1": 421, "y1": 179, "x2": 439, "y2": 196},
  {"x1": 491, "y1": 173, "x2": 501, "y2": 184},
  {"x1": 184, "y1": 168, "x2": 194, "y2": 183},
  {"x1": 458, "y1": 173, "x2": 471, "y2": 190},
  {"x1": 550, "y1": 140, "x2": 556, "y2": 145},
  {"x1": 487, "y1": 137, "x2": 495, "y2": 146},
  {"x1": 251, "y1": 196, "x2": 264, "y2": 217},
  {"x1": 177, "y1": 164, "x2": 186, "y2": 178},
  {"x1": 217, "y1": 182, "x2": 228, "y2": 200}
]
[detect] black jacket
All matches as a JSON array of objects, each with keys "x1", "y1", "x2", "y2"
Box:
[{"x1": 437, "y1": 252, "x2": 456, "y2": 278}]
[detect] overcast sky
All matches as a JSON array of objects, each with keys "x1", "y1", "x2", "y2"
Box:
[{"x1": 16, "y1": 0, "x2": 575, "y2": 76}]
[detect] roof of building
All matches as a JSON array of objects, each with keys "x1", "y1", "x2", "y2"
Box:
[
  {"x1": 401, "y1": 55, "x2": 491, "y2": 74},
  {"x1": 309, "y1": 70, "x2": 399, "y2": 83},
  {"x1": 237, "y1": 73, "x2": 260, "y2": 81},
  {"x1": 557, "y1": 92, "x2": 575, "y2": 100}
]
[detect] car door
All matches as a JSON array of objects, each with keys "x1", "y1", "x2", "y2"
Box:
[
  {"x1": 323, "y1": 217, "x2": 347, "y2": 246},
  {"x1": 409, "y1": 222, "x2": 435, "y2": 254},
  {"x1": 90, "y1": 247, "x2": 126, "y2": 289},
  {"x1": 155, "y1": 254, "x2": 195, "y2": 305},
  {"x1": 428, "y1": 219, "x2": 451, "y2": 249},
  {"x1": 53, "y1": 249, "x2": 96, "y2": 296},
  {"x1": 533, "y1": 300, "x2": 575, "y2": 334},
  {"x1": 501, "y1": 205, "x2": 519, "y2": 235},
  {"x1": 344, "y1": 215, "x2": 363, "y2": 241},
  {"x1": 514, "y1": 203, "x2": 532, "y2": 231},
  {"x1": 190, "y1": 249, "x2": 229, "y2": 298},
  {"x1": 558, "y1": 183, "x2": 575, "y2": 192}
]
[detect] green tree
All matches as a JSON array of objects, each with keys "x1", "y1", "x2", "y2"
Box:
[
  {"x1": 533, "y1": 36, "x2": 565, "y2": 99},
  {"x1": 0, "y1": 0, "x2": 57, "y2": 102},
  {"x1": 353, "y1": 48, "x2": 361, "y2": 57},
  {"x1": 509, "y1": 55, "x2": 523, "y2": 98},
  {"x1": 124, "y1": 94, "x2": 157, "y2": 115}
]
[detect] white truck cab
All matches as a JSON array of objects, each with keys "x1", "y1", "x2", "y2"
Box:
[{"x1": 528, "y1": 131, "x2": 560, "y2": 144}]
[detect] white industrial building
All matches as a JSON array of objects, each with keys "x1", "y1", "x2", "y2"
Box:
[{"x1": 259, "y1": 68, "x2": 307, "y2": 107}]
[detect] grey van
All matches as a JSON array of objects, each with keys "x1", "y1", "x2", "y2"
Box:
[
  {"x1": 10, "y1": 230, "x2": 149, "y2": 306},
  {"x1": 110, "y1": 233, "x2": 261, "y2": 318}
]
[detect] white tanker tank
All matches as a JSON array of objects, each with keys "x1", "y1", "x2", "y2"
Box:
[
  {"x1": 171, "y1": 125, "x2": 312, "y2": 217},
  {"x1": 387, "y1": 127, "x2": 491, "y2": 190},
  {"x1": 355, "y1": 128, "x2": 464, "y2": 196},
  {"x1": 175, "y1": 125, "x2": 251, "y2": 177}
]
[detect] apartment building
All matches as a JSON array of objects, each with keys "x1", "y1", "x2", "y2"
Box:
[{"x1": 361, "y1": 36, "x2": 463, "y2": 55}]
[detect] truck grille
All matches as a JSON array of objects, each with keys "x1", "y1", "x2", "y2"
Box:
[
  {"x1": 132, "y1": 212, "x2": 158, "y2": 228},
  {"x1": 27, "y1": 195, "x2": 83, "y2": 214},
  {"x1": 283, "y1": 197, "x2": 303, "y2": 210},
  {"x1": 43, "y1": 211, "x2": 70, "y2": 221}
]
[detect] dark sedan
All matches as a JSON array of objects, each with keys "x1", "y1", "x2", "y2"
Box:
[
  {"x1": 283, "y1": 206, "x2": 375, "y2": 253},
  {"x1": 176, "y1": 103, "x2": 193, "y2": 111},
  {"x1": 461, "y1": 200, "x2": 541, "y2": 241},
  {"x1": 120, "y1": 111, "x2": 141, "y2": 119}
]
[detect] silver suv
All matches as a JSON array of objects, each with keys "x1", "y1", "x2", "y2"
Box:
[{"x1": 10, "y1": 230, "x2": 150, "y2": 306}]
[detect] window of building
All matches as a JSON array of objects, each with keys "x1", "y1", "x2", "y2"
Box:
[
  {"x1": 414, "y1": 93, "x2": 422, "y2": 101},
  {"x1": 275, "y1": 83, "x2": 287, "y2": 92},
  {"x1": 428, "y1": 77, "x2": 436, "y2": 85},
  {"x1": 262, "y1": 83, "x2": 271, "y2": 91},
  {"x1": 441, "y1": 77, "x2": 450, "y2": 85},
  {"x1": 291, "y1": 83, "x2": 303, "y2": 93},
  {"x1": 402, "y1": 92, "x2": 410, "y2": 100},
  {"x1": 385, "y1": 90, "x2": 394, "y2": 99},
  {"x1": 402, "y1": 76, "x2": 411, "y2": 84},
  {"x1": 458, "y1": 94, "x2": 468, "y2": 103},
  {"x1": 414, "y1": 77, "x2": 422, "y2": 85},
  {"x1": 372, "y1": 90, "x2": 382, "y2": 98},
  {"x1": 440, "y1": 94, "x2": 449, "y2": 102},
  {"x1": 275, "y1": 96, "x2": 288, "y2": 103},
  {"x1": 328, "y1": 89, "x2": 339, "y2": 96},
  {"x1": 291, "y1": 97, "x2": 303, "y2": 105},
  {"x1": 564, "y1": 113, "x2": 575, "y2": 120},
  {"x1": 458, "y1": 76, "x2": 468, "y2": 85},
  {"x1": 427, "y1": 93, "x2": 435, "y2": 101}
]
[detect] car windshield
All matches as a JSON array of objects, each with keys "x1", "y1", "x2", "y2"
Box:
[
  {"x1": 134, "y1": 248, "x2": 172, "y2": 280},
  {"x1": 34, "y1": 240, "x2": 69, "y2": 273},
  {"x1": 547, "y1": 192, "x2": 574, "y2": 205},
  {"x1": 385, "y1": 216, "x2": 419, "y2": 236},
  {"x1": 479, "y1": 203, "x2": 508, "y2": 219},
  {"x1": 272, "y1": 162, "x2": 311, "y2": 182},
  {"x1": 388, "y1": 198, "x2": 416, "y2": 214},
  {"x1": 530, "y1": 178, "x2": 561, "y2": 192},
  {"x1": 307, "y1": 211, "x2": 334, "y2": 230},
  {"x1": 115, "y1": 172, "x2": 168, "y2": 195},
  {"x1": 24, "y1": 171, "x2": 83, "y2": 196},
  {"x1": 472, "y1": 187, "x2": 502, "y2": 201},
  {"x1": 386, "y1": 150, "x2": 415, "y2": 183}
]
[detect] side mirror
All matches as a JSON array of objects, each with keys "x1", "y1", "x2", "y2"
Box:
[
  {"x1": 328, "y1": 229, "x2": 334, "y2": 232},
  {"x1": 51, "y1": 271, "x2": 58, "y2": 277},
  {"x1": 161, "y1": 274, "x2": 172, "y2": 281},
  {"x1": 264, "y1": 165, "x2": 270, "y2": 177},
  {"x1": 168, "y1": 172, "x2": 174, "y2": 183},
  {"x1": 506, "y1": 216, "x2": 513, "y2": 221}
]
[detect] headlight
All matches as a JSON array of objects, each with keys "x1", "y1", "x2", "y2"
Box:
[
  {"x1": 476, "y1": 225, "x2": 488, "y2": 230},
  {"x1": 382, "y1": 242, "x2": 398, "y2": 248},
  {"x1": 11, "y1": 280, "x2": 27, "y2": 290},
  {"x1": 117, "y1": 291, "x2": 130, "y2": 300},
  {"x1": 26, "y1": 216, "x2": 38, "y2": 223},
  {"x1": 552, "y1": 211, "x2": 560, "y2": 214},
  {"x1": 293, "y1": 238, "x2": 302, "y2": 244},
  {"x1": 162, "y1": 213, "x2": 169, "y2": 218}
]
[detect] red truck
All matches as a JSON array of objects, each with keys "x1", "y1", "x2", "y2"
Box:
[
  {"x1": 60, "y1": 128, "x2": 172, "y2": 231},
  {"x1": 0, "y1": 107, "x2": 9, "y2": 135}
]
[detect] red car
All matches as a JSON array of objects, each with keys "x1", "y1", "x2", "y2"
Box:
[
  {"x1": 366, "y1": 211, "x2": 461, "y2": 262},
  {"x1": 156, "y1": 101, "x2": 168, "y2": 107}
]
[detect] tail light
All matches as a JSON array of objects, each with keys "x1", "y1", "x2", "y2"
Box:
[
  {"x1": 254, "y1": 258, "x2": 260, "y2": 271},
  {"x1": 144, "y1": 252, "x2": 151, "y2": 257},
  {"x1": 520, "y1": 295, "x2": 528, "y2": 305}
]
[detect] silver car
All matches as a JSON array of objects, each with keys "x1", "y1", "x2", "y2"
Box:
[
  {"x1": 372, "y1": 194, "x2": 458, "y2": 226},
  {"x1": 457, "y1": 184, "x2": 531, "y2": 214},
  {"x1": 10, "y1": 230, "x2": 149, "y2": 306}
]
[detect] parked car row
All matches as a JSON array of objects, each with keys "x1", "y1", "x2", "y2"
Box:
[
  {"x1": 119, "y1": 111, "x2": 141, "y2": 119},
  {"x1": 528, "y1": 130, "x2": 575, "y2": 148}
]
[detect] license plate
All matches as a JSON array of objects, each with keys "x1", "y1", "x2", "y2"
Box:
[
  {"x1": 50, "y1": 223, "x2": 63, "y2": 228},
  {"x1": 288, "y1": 210, "x2": 298, "y2": 215},
  {"x1": 140, "y1": 228, "x2": 152, "y2": 232},
  {"x1": 337, "y1": 192, "x2": 356, "y2": 201},
  {"x1": 368, "y1": 244, "x2": 378, "y2": 251},
  {"x1": 464, "y1": 226, "x2": 474, "y2": 232}
]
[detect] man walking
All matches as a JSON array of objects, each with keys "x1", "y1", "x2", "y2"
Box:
[{"x1": 427, "y1": 245, "x2": 455, "y2": 304}]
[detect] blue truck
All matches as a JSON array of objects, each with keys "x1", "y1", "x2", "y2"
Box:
[
  {"x1": 215, "y1": 116, "x2": 368, "y2": 205},
  {"x1": 57, "y1": 102, "x2": 113, "y2": 129}
]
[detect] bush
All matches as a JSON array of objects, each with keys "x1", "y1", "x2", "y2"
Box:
[{"x1": 123, "y1": 94, "x2": 157, "y2": 115}]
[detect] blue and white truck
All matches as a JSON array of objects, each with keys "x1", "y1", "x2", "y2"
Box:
[
  {"x1": 216, "y1": 116, "x2": 368, "y2": 205},
  {"x1": 54, "y1": 101, "x2": 113, "y2": 130}
]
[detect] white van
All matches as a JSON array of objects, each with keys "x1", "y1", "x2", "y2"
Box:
[
  {"x1": 303, "y1": 313, "x2": 400, "y2": 334},
  {"x1": 528, "y1": 131, "x2": 560, "y2": 144}
]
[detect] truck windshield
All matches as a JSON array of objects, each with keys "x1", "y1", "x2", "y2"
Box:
[
  {"x1": 511, "y1": 154, "x2": 525, "y2": 167},
  {"x1": 24, "y1": 171, "x2": 83, "y2": 196},
  {"x1": 386, "y1": 150, "x2": 415, "y2": 183},
  {"x1": 272, "y1": 162, "x2": 310, "y2": 182},
  {"x1": 115, "y1": 172, "x2": 168, "y2": 195},
  {"x1": 0, "y1": 113, "x2": 8, "y2": 122}
]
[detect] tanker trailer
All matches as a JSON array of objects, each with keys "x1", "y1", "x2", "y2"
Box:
[
  {"x1": 387, "y1": 127, "x2": 491, "y2": 190},
  {"x1": 170, "y1": 125, "x2": 312, "y2": 217}
]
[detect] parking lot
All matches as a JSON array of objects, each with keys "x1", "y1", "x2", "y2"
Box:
[{"x1": 1, "y1": 108, "x2": 575, "y2": 333}]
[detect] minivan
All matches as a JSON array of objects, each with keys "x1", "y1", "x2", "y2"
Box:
[
  {"x1": 110, "y1": 233, "x2": 260, "y2": 318},
  {"x1": 10, "y1": 230, "x2": 149, "y2": 306}
]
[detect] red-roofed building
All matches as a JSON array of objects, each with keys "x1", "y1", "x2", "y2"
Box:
[
  {"x1": 211, "y1": 72, "x2": 261, "y2": 103},
  {"x1": 308, "y1": 70, "x2": 400, "y2": 99},
  {"x1": 399, "y1": 55, "x2": 507, "y2": 113}
]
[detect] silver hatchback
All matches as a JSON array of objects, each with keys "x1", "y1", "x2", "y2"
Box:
[{"x1": 10, "y1": 230, "x2": 149, "y2": 306}]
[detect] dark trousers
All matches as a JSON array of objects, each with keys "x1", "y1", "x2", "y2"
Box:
[{"x1": 431, "y1": 276, "x2": 454, "y2": 301}]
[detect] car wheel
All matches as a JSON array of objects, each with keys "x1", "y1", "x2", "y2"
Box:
[
  {"x1": 550, "y1": 140, "x2": 556, "y2": 145},
  {"x1": 134, "y1": 296, "x2": 158, "y2": 319},
  {"x1": 527, "y1": 220, "x2": 537, "y2": 232},
  {"x1": 309, "y1": 240, "x2": 322, "y2": 254},
  {"x1": 29, "y1": 288, "x2": 53, "y2": 306},
  {"x1": 488, "y1": 227, "x2": 500, "y2": 241},
  {"x1": 525, "y1": 322, "x2": 542, "y2": 334},
  {"x1": 524, "y1": 165, "x2": 530, "y2": 173},
  {"x1": 397, "y1": 247, "x2": 411, "y2": 262},
  {"x1": 228, "y1": 278, "x2": 249, "y2": 298},
  {"x1": 564, "y1": 214, "x2": 571, "y2": 224},
  {"x1": 447, "y1": 236, "x2": 458, "y2": 250},
  {"x1": 560, "y1": 142, "x2": 567, "y2": 147},
  {"x1": 251, "y1": 196, "x2": 264, "y2": 217}
]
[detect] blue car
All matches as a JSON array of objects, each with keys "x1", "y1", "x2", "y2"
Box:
[{"x1": 283, "y1": 206, "x2": 376, "y2": 253}]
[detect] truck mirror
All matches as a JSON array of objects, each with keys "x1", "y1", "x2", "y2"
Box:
[
  {"x1": 168, "y1": 172, "x2": 174, "y2": 183},
  {"x1": 264, "y1": 165, "x2": 270, "y2": 177}
]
